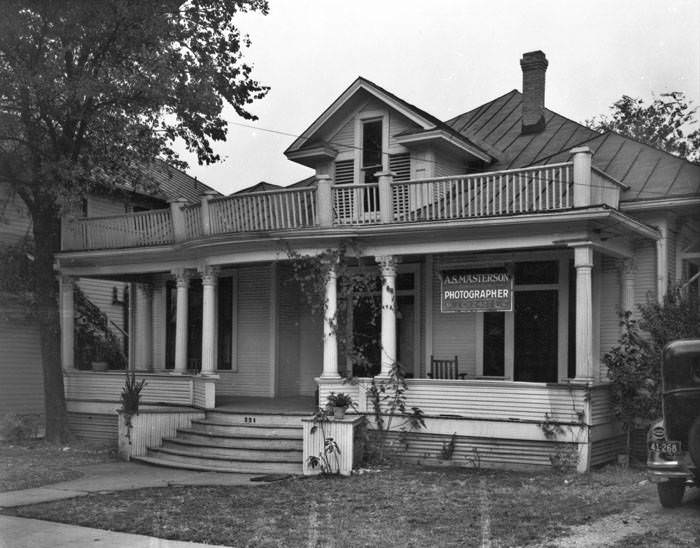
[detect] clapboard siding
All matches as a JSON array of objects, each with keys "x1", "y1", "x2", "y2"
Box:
[
  {"x1": 590, "y1": 385, "x2": 613, "y2": 425},
  {"x1": 152, "y1": 281, "x2": 167, "y2": 369},
  {"x1": 321, "y1": 379, "x2": 588, "y2": 423},
  {"x1": 634, "y1": 239, "x2": 656, "y2": 304},
  {"x1": 276, "y1": 267, "x2": 300, "y2": 396},
  {"x1": 433, "y1": 149, "x2": 467, "y2": 178},
  {"x1": 64, "y1": 372, "x2": 193, "y2": 404},
  {"x1": 590, "y1": 434, "x2": 625, "y2": 467},
  {"x1": 431, "y1": 257, "x2": 477, "y2": 374},
  {"x1": 332, "y1": 117, "x2": 355, "y2": 153},
  {"x1": 231, "y1": 265, "x2": 272, "y2": 396},
  {"x1": 68, "y1": 412, "x2": 118, "y2": 443},
  {"x1": 599, "y1": 256, "x2": 621, "y2": 381},
  {"x1": 298, "y1": 303, "x2": 323, "y2": 395},
  {"x1": 0, "y1": 308, "x2": 44, "y2": 415},
  {"x1": 77, "y1": 278, "x2": 128, "y2": 337},
  {"x1": 87, "y1": 194, "x2": 126, "y2": 217},
  {"x1": 382, "y1": 431, "x2": 573, "y2": 469}
]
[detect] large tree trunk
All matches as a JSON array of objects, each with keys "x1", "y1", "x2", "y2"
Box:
[{"x1": 32, "y1": 204, "x2": 70, "y2": 443}]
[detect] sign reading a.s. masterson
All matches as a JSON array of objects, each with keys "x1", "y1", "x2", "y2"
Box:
[{"x1": 440, "y1": 268, "x2": 513, "y2": 313}]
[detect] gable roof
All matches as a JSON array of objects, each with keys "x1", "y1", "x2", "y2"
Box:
[
  {"x1": 285, "y1": 77, "x2": 492, "y2": 163},
  {"x1": 446, "y1": 90, "x2": 700, "y2": 200}
]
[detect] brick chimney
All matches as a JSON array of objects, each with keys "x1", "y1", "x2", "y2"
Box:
[{"x1": 520, "y1": 50, "x2": 548, "y2": 134}]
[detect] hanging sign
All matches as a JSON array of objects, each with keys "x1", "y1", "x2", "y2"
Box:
[{"x1": 440, "y1": 268, "x2": 513, "y2": 313}]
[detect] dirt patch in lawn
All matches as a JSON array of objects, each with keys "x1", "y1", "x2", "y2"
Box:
[
  {"x1": 0, "y1": 440, "x2": 117, "y2": 492},
  {"x1": 5, "y1": 464, "x2": 688, "y2": 547}
]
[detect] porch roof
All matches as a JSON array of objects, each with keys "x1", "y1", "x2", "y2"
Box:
[{"x1": 56, "y1": 206, "x2": 658, "y2": 279}]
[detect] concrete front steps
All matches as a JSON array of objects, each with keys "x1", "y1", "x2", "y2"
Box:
[{"x1": 133, "y1": 409, "x2": 306, "y2": 474}]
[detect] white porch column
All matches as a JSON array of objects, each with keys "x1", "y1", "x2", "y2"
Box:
[
  {"x1": 321, "y1": 261, "x2": 340, "y2": 379},
  {"x1": 620, "y1": 258, "x2": 635, "y2": 315},
  {"x1": 376, "y1": 170, "x2": 396, "y2": 224},
  {"x1": 571, "y1": 146, "x2": 592, "y2": 207},
  {"x1": 173, "y1": 270, "x2": 189, "y2": 373},
  {"x1": 60, "y1": 276, "x2": 75, "y2": 369},
  {"x1": 133, "y1": 283, "x2": 153, "y2": 371},
  {"x1": 200, "y1": 266, "x2": 218, "y2": 375},
  {"x1": 574, "y1": 245, "x2": 594, "y2": 382},
  {"x1": 377, "y1": 255, "x2": 397, "y2": 377},
  {"x1": 316, "y1": 174, "x2": 333, "y2": 228}
]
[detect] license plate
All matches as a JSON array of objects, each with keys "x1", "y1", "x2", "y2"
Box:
[{"x1": 649, "y1": 440, "x2": 681, "y2": 456}]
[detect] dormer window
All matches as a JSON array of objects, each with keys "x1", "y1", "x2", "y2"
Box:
[{"x1": 361, "y1": 119, "x2": 383, "y2": 183}]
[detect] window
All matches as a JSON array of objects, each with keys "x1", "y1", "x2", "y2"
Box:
[{"x1": 361, "y1": 119, "x2": 383, "y2": 184}]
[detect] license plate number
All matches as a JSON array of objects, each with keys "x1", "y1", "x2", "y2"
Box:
[{"x1": 649, "y1": 440, "x2": 681, "y2": 456}]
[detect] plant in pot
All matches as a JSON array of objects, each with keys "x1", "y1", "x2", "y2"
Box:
[
  {"x1": 119, "y1": 371, "x2": 147, "y2": 452},
  {"x1": 326, "y1": 392, "x2": 353, "y2": 419}
]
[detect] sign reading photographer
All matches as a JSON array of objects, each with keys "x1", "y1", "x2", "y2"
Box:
[{"x1": 440, "y1": 268, "x2": 513, "y2": 313}]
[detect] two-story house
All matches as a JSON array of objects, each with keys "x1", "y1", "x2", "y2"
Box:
[{"x1": 54, "y1": 51, "x2": 700, "y2": 472}]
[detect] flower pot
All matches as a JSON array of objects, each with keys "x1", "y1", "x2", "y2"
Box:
[
  {"x1": 333, "y1": 406, "x2": 347, "y2": 419},
  {"x1": 91, "y1": 361, "x2": 109, "y2": 372}
]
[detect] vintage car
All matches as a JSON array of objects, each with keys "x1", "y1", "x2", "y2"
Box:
[{"x1": 647, "y1": 339, "x2": 700, "y2": 508}]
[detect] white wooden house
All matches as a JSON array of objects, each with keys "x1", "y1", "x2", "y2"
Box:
[{"x1": 55, "y1": 51, "x2": 700, "y2": 472}]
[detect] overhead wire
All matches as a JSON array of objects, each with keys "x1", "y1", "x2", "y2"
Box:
[{"x1": 228, "y1": 120, "x2": 696, "y2": 199}]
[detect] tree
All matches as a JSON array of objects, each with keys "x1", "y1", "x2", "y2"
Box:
[
  {"x1": 587, "y1": 92, "x2": 700, "y2": 162},
  {"x1": 0, "y1": 0, "x2": 269, "y2": 442}
]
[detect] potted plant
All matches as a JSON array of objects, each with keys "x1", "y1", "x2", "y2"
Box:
[{"x1": 326, "y1": 392, "x2": 353, "y2": 419}]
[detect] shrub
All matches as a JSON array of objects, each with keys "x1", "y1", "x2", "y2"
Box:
[{"x1": 604, "y1": 288, "x2": 700, "y2": 431}]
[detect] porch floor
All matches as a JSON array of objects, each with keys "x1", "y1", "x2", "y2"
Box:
[{"x1": 214, "y1": 396, "x2": 317, "y2": 414}]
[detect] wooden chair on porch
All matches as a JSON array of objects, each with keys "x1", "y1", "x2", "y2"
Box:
[{"x1": 427, "y1": 355, "x2": 465, "y2": 379}]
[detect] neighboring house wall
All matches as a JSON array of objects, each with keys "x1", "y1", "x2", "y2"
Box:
[
  {"x1": 0, "y1": 184, "x2": 32, "y2": 244},
  {"x1": 0, "y1": 302, "x2": 44, "y2": 417}
]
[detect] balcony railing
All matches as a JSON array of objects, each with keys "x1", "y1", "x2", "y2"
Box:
[{"x1": 61, "y1": 155, "x2": 613, "y2": 252}]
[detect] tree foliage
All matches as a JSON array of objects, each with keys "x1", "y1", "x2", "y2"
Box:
[
  {"x1": 587, "y1": 92, "x2": 700, "y2": 162},
  {"x1": 0, "y1": 0, "x2": 269, "y2": 441},
  {"x1": 604, "y1": 289, "x2": 700, "y2": 432}
]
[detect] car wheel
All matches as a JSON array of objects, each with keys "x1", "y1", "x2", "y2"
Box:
[
  {"x1": 657, "y1": 480, "x2": 685, "y2": 508},
  {"x1": 689, "y1": 417, "x2": 700, "y2": 468}
]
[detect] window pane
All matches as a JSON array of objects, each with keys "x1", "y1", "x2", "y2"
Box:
[
  {"x1": 483, "y1": 312, "x2": 505, "y2": 376},
  {"x1": 396, "y1": 272, "x2": 414, "y2": 291},
  {"x1": 362, "y1": 120, "x2": 382, "y2": 168},
  {"x1": 515, "y1": 261, "x2": 558, "y2": 285}
]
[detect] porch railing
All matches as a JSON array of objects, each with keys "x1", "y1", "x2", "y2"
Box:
[
  {"x1": 61, "y1": 152, "x2": 614, "y2": 252},
  {"x1": 209, "y1": 187, "x2": 317, "y2": 234},
  {"x1": 332, "y1": 183, "x2": 381, "y2": 225},
  {"x1": 62, "y1": 208, "x2": 173, "y2": 250},
  {"x1": 391, "y1": 163, "x2": 573, "y2": 223}
]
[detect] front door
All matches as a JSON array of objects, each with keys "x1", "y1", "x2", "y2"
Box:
[{"x1": 513, "y1": 290, "x2": 558, "y2": 382}]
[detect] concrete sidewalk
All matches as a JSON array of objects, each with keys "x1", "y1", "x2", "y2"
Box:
[
  {"x1": 0, "y1": 461, "x2": 258, "y2": 508},
  {"x1": 0, "y1": 515, "x2": 227, "y2": 547},
  {"x1": 0, "y1": 461, "x2": 267, "y2": 547}
]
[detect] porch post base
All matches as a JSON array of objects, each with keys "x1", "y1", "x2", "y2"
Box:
[{"x1": 193, "y1": 376, "x2": 218, "y2": 409}]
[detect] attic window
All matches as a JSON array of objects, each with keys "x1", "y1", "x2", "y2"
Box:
[{"x1": 361, "y1": 119, "x2": 383, "y2": 183}]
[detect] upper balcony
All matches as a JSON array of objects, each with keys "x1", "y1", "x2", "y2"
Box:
[{"x1": 61, "y1": 149, "x2": 622, "y2": 252}]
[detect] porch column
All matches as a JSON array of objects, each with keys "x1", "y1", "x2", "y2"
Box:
[
  {"x1": 200, "y1": 266, "x2": 218, "y2": 375},
  {"x1": 574, "y1": 245, "x2": 594, "y2": 382},
  {"x1": 377, "y1": 255, "x2": 397, "y2": 377},
  {"x1": 620, "y1": 258, "x2": 635, "y2": 315},
  {"x1": 571, "y1": 146, "x2": 592, "y2": 207},
  {"x1": 133, "y1": 283, "x2": 153, "y2": 371},
  {"x1": 60, "y1": 276, "x2": 75, "y2": 369},
  {"x1": 173, "y1": 270, "x2": 189, "y2": 373},
  {"x1": 376, "y1": 171, "x2": 396, "y2": 224},
  {"x1": 321, "y1": 261, "x2": 339, "y2": 379}
]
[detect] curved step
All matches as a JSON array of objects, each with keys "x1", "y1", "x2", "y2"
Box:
[
  {"x1": 176, "y1": 429, "x2": 302, "y2": 450},
  {"x1": 160, "y1": 438, "x2": 302, "y2": 461},
  {"x1": 190, "y1": 419, "x2": 303, "y2": 438},
  {"x1": 144, "y1": 447, "x2": 303, "y2": 474}
]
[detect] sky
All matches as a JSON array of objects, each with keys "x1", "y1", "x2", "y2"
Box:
[{"x1": 175, "y1": 0, "x2": 700, "y2": 195}]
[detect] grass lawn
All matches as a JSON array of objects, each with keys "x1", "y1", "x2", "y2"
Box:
[
  {"x1": 4, "y1": 465, "x2": 654, "y2": 547},
  {"x1": 0, "y1": 439, "x2": 117, "y2": 492}
]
